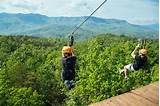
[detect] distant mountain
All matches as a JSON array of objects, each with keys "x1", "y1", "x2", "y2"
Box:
[
  {"x1": 0, "y1": 13, "x2": 158, "y2": 39},
  {"x1": 141, "y1": 24, "x2": 159, "y2": 31}
]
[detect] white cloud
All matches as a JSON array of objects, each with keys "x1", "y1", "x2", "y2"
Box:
[
  {"x1": 96, "y1": 0, "x2": 159, "y2": 24},
  {"x1": 0, "y1": 0, "x2": 45, "y2": 13},
  {"x1": 0, "y1": 0, "x2": 158, "y2": 25}
]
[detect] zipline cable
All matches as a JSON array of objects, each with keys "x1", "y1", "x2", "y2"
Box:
[{"x1": 68, "y1": 0, "x2": 108, "y2": 38}]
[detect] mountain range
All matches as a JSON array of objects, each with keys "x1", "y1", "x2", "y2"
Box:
[{"x1": 0, "y1": 13, "x2": 158, "y2": 39}]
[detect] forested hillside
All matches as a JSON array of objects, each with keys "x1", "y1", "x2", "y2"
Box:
[
  {"x1": 0, "y1": 34, "x2": 158, "y2": 106},
  {"x1": 0, "y1": 13, "x2": 158, "y2": 39}
]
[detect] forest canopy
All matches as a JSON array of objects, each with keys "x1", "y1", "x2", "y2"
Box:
[{"x1": 0, "y1": 34, "x2": 158, "y2": 106}]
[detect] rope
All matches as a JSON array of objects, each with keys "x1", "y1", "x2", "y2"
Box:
[{"x1": 68, "y1": 0, "x2": 108, "y2": 37}]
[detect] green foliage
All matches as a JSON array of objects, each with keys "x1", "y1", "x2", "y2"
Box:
[
  {"x1": 7, "y1": 87, "x2": 44, "y2": 106},
  {"x1": 0, "y1": 34, "x2": 158, "y2": 106},
  {"x1": 66, "y1": 34, "x2": 159, "y2": 105},
  {"x1": 0, "y1": 36, "x2": 66, "y2": 106}
]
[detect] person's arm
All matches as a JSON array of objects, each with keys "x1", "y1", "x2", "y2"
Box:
[
  {"x1": 131, "y1": 44, "x2": 140, "y2": 58},
  {"x1": 67, "y1": 35, "x2": 74, "y2": 56},
  {"x1": 68, "y1": 36, "x2": 74, "y2": 47},
  {"x1": 72, "y1": 52, "x2": 75, "y2": 56},
  {"x1": 61, "y1": 58, "x2": 64, "y2": 66}
]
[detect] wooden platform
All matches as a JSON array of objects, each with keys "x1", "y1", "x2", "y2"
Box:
[{"x1": 89, "y1": 82, "x2": 159, "y2": 106}]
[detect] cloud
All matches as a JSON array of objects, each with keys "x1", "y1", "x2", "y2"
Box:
[
  {"x1": 0, "y1": 0, "x2": 158, "y2": 24},
  {"x1": 0, "y1": 0, "x2": 45, "y2": 13},
  {"x1": 0, "y1": 6, "x2": 5, "y2": 10},
  {"x1": 10, "y1": 1, "x2": 38, "y2": 12},
  {"x1": 96, "y1": 0, "x2": 159, "y2": 24}
]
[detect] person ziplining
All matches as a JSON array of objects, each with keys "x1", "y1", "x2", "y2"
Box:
[
  {"x1": 61, "y1": 36, "x2": 76, "y2": 90},
  {"x1": 119, "y1": 40, "x2": 148, "y2": 80},
  {"x1": 61, "y1": 0, "x2": 108, "y2": 90}
]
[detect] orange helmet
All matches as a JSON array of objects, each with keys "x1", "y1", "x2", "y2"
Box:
[
  {"x1": 62, "y1": 46, "x2": 73, "y2": 54},
  {"x1": 139, "y1": 49, "x2": 147, "y2": 55}
]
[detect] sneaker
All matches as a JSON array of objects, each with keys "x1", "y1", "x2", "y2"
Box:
[
  {"x1": 64, "y1": 80, "x2": 71, "y2": 89},
  {"x1": 65, "y1": 80, "x2": 75, "y2": 90},
  {"x1": 68, "y1": 85, "x2": 72, "y2": 90},
  {"x1": 70, "y1": 80, "x2": 74, "y2": 84},
  {"x1": 68, "y1": 83, "x2": 75, "y2": 90},
  {"x1": 124, "y1": 76, "x2": 129, "y2": 80},
  {"x1": 64, "y1": 80, "x2": 69, "y2": 85},
  {"x1": 69, "y1": 80, "x2": 75, "y2": 89}
]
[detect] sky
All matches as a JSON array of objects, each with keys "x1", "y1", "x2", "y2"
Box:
[{"x1": 0, "y1": 0, "x2": 159, "y2": 25}]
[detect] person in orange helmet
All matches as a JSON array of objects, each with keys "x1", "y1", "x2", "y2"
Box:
[
  {"x1": 61, "y1": 36, "x2": 76, "y2": 90},
  {"x1": 119, "y1": 44, "x2": 147, "y2": 80}
]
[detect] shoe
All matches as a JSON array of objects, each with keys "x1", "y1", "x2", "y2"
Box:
[
  {"x1": 124, "y1": 76, "x2": 129, "y2": 80},
  {"x1": 69, "y1": 80, "x2": 75, "y2": 89},
  {"x1": 65, "y1": 80, "x2": 75, "y2": 90},
  {"x1": 64, "y1": 80, "x2": 69, "y2": 85},
  {"x1": 68, "y1": 83, "x2": 74, "y2": 90},
  {"x1": 68, "y1": 86, "x2": 72, "y2": 90},
  {"x1": 64, "y1": 80, "x2": 71, "y2": 89}
]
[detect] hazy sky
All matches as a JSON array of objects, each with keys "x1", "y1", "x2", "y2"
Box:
[{"x1": 0, "y1": 0, "x2": 159, "y2": 25}]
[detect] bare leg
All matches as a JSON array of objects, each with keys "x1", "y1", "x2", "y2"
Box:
[
  {"x1": 119, "y1": 68, "x2": 129, "y2": 80},
  {"x1": 119, "y1": 68, "x2": 125, "y2": 74},
  {"x1": 124, "y1": 68, "x2": 128, "y2": 78}
]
